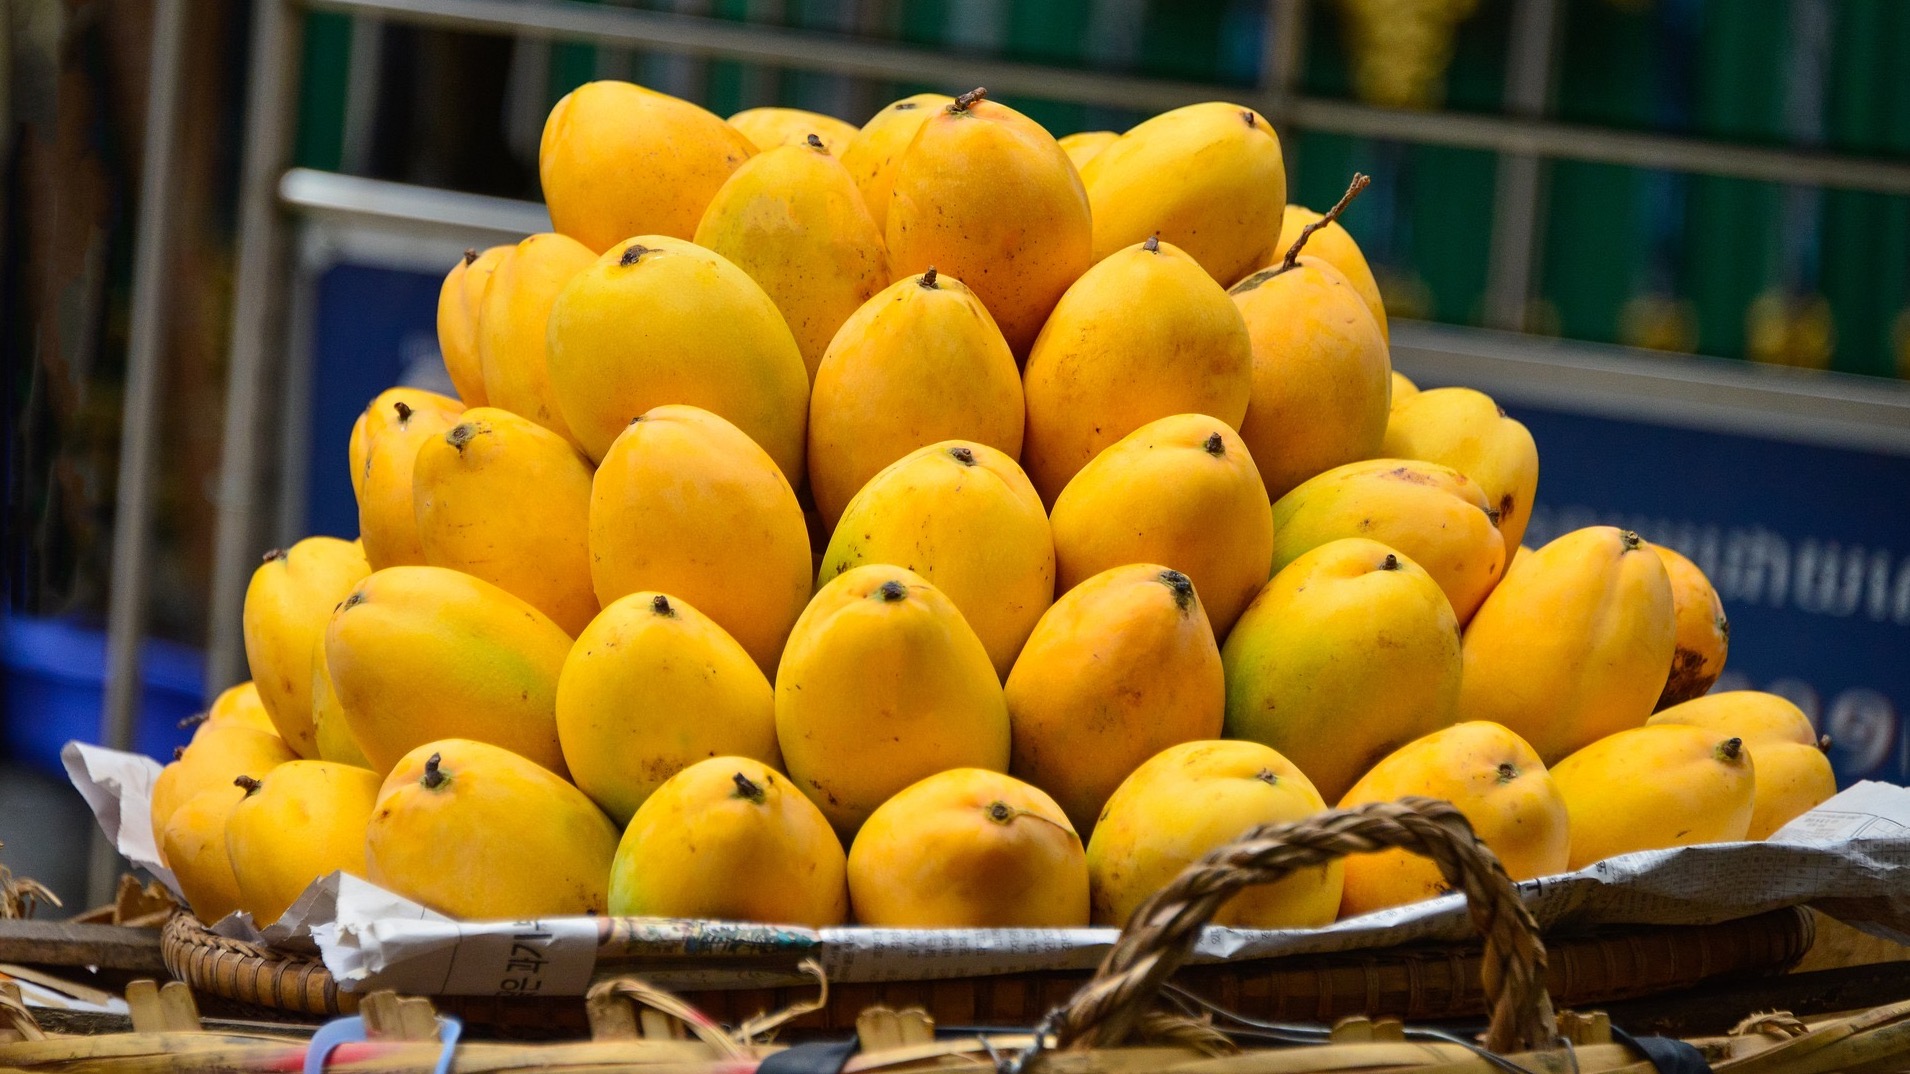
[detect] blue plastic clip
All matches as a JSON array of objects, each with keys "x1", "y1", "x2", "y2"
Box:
[{"x1": 304, "y1": 1012, "x2": 462, "y2": 1074}]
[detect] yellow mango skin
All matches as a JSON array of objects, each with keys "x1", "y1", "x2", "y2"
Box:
[
  {"x1": 201, "y1": 682, "x2": 277, "y2": 736},
  {"x1": 1023, "y1": 240, "x2": 1254, "y2": 504},
  {"x1": 243, "y1": 537, "x2": 372, "y2": 756},
  {"x1": 1058, "y1": 130, "x2": 1117, "y2": 170},
  {"x1": 326, "y1": 566, "x2": 573, "y2": 778},
  {"x1": 1552, "y1": 725, "x2": 1754, "y2": 868},
  {"x1": 546, "y1": 236, "x2": 810, "y2": 481},
  {"x1": 1050, "y1": 415, "x2": 1272, "y2": 639},
  {"x1": 727, "y1": 106, "x2": 859, "y2": 154},
  {"x1": 1460, "y1": 527, "x2": 1675, "y2": 764},
  {"x1": 349, "y1": 388, "x2": 464, "y2": 500},
  {"x1": 1648, "y1": 545, "x2": 1731, "y2": 710},
  {"x1": 1392, "y1": 371, "x2": 1419, "y2": 405},
  {"x1": 1382, "y1": 387, "x2": 1539, "y2": 557},
  {"x1": 819, "y1": 442, "x2": 1054, "y2": 679},
  {"x1": 1223, "y1": 539, "x2": 1462, "y2": 803},
  {"x1": 807, "y1": 271, "x2": 1022, "y2": 527},
  {"x1": 610, "y1": 757, "x2": 846, "y2": 926},
  {"x1": 1336, "y1": 722, "x2": 1568, "y2": 918},
  {"x1": 849, "y1": 768, "x2": 1087, "y2": 927},
  {"x1": 887, "y1": 94, "x2": 1092, "y2": 358},
  {"x1": 840, "y1": 93, "x2": 952, "y2": 234},
  {"x1": 1747, "y1": 743, "x2": 1836, "y2": 839},
  {"x1": 589, "y1": 405, "x2": 811, "y2": 676},
  {"x1": 413, "y1": 408, "x2": 598, "y2": 637},
  {"x1": 539, "y1": 80, "x2": 755, "y2": 252},
  {"x1": 369, "y1": 739, "x2": 620, "y2": 919},
  {"x1": 436, "y1": 246, "x2": 509, "y2": 406},
  {"x1": 150, "y1": 727, "x2": 297, "y2": 861},
  {"x1": 776, "y1": 565, "x2": 1010, "y2": 836},
  {"x1": 1647, "y1": 691, "x2": 1816, "y2": 748},
  {"x1": 1231, "y1": 258, "x2": 1391, "y2": 502},
  {"x1": 1006, "y1": 565, "x2": 1224, "y2": 834},
  {"x1": 226, "y1": 761, "x2": 380, "y2": 925},
  {"x1": 160, "y1": 785, "x2": 247, "y2": 923},
  {"x1": 557, "y1": 592, "x2": 781, "y2": 825},
  {"x1": 1270, "y1": 205, "x2": 1388, "y2": 342},
  {"x1": 1082, "y1": 102, "x2": 1285, "y2": 286},
  {"x1": 476, "y1": 233, "x2": 596, "y2": 444},
  {"x1": 310, "y1": 639, "x2": 371, "y2": 769},
  {"x1": 1272, "y1": 459, "x2": 1505, "y2": 626},
  {"x1": 693, "y1": 141, "x2": 890, "y2": 382},
  {"x1": 1089, "y1": 741, "x2": 1338, "y2": 928},
  {"x1": 358, "y1": 404, "x2": 461, "y2": 571}
]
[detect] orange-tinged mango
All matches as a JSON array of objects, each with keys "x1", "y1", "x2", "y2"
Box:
[
  {"x1": 546, "y1": 236, "x2": 809, "y2": 480},
  {"x1": 1006, "y1": 565, "x2": 1223, "y2": 833},
  {"x1": 807, "y1": 269, "x2": 1022, "y2": 527},
  {"x1": 1223, "y1": 539, "x2": 1461, "y2": 803},
  {"x1": 1382, "y1": 387, "x2": 1539, "y2": 557},
  {"x1": 226, "y1": 760, "x2": 380, "y2": 924},
  {"x1": 359, "y1": 402, "x2": 461, "y2": 570},
  {"x1": 436, "y1": 246, "x2": 508, "y2": 406},
  {"x1": 819, "y1": 441, "x2": 1053, "y2": 679},
  {"x1": 1023, "y1": 238, "x2": 1253, "y2": 504},
  {"x1": 349, "y1": 388, "x2": 464, "y2": 500},
  {"x1": 1460, "y1": 527, "x2": 1675, "y2": 763},
  {"x1": 1088, "y1": 741, "x2": 1338, "y2": 928},
  {"x1": 242, "y1": 537, "x2": 372, "y2": 756},
  {"x1": 1647, "y1": 691, "x2": 1816, "y2": 748},
  {"x1": 160, "y1": 785, "x2": 247, "y2": 923},
  {"x1": 150, "y1": 726, "x2": 297, "y2": 864},
  {"x1": 1269, "y1": 204, "x2": 1388, "y2": 341},
  {"x1": 1747, "y1": 742, "x2": 1836, "y2": 839},
  {"x1": 848, "y1": 768, "x2": 1086, "y2": 927},
  {"x1": 589, "y1": 405, "x2": 810, "y2": 676},
  {"x1": 1648, "y1": 544, "x2": 1730, "y2": 709},
  {"x1": 1050, "y1": 415, "x2": 1272, "y2": 638},
  {"x1": 611, "y1": 757, "x2": 847, "y2": 926},
  {"x1": 839, "y1": 93, "x2": 952, "y2": 233},
  {"x1": 1058, "y1": 130, "x2": 1116, "y2": 170},
  {"x1": 726, "y1": 106, "x2": 859, "y2": 154},
  {"x1": 1392, "y1": 371, "x2": 1419, "y2": 404},
  {"x1": 539, "y1": 80, "x2": 755, "y2": 252},
  {"x1": 886, "y1": 89, "x2": 1091, "y2": 357},
  {"x1": 199, "y1": 681, "x2": 276, "y2": 736},
  {"x1": 1552, "y1": 725, "x2": 1753, "y2": 868},
  {"x1": 776, "y1": 565, "x2": 1010, "y2": 836},
  {"x1": 476, "y1": 233, "x2": 595, "y2": 444},
  {"x1": 1337, "y1": 722, "x2": 1568, "y2": 917}
]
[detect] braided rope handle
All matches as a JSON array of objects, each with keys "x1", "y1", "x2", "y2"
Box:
[{"x1": 1052, "y1": 797, "x2": 1556, "y2": 1055}]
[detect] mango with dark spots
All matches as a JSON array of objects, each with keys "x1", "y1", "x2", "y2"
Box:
[
  {"x1": 1552, "y1": 724, "x2": 1752, "y2": 867},
  {"x1": 1382, "y1": 386, "x2": 1539, "y2": 557},
  {"x1": 1644, "y1": 543, "x2": 1730, "y2": 709},
  {"x1": 726, "y1": 106, "x2": 859, "y2": 154}
]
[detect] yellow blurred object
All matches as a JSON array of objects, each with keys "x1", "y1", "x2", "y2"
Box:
[
  {"x1": 1747, "y1": 289, "x2": 1836, "y2": 370},
  {"x1": 1338, "y1": 0, "x2": 1481, "y2": 110}
]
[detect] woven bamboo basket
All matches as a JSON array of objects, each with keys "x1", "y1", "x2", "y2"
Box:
[{"x1": 157, "y1": 796, "x2": 1814, "y2": 1034}]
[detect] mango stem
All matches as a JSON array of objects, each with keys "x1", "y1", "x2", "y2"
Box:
[
  {"x1": 732, "y1": 772, "x2": 766, "y2": 804},
  {"x1": 1283, "y1": 172, "x2": 1370, "y2": 271},
  {"x1": 422, "y1": 752, "x2": 448, "y2": 790}
]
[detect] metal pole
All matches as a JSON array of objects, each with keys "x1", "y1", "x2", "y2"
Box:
[
  {"x1": 206, "y1": 0, "x2": 306, "y2": 694},
  {"x1": 91, "y1": 0, "x2": 190, "y2": 905},
  {"x1": 1483, "y1": 0, "x2": 1559, "y2": 332}
]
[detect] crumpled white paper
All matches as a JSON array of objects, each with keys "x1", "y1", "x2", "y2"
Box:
[{"x1": 74, "y1": 738, "x2": 1910, "y2": 997}]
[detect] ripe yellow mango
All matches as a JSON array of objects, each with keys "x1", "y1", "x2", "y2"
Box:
[
  {"x1": 1746, "y1": 742, "x2": 1836, "y2": 839},
  {"x1": 243, "y1": 536, "x2": 371, "y2": 755},
  {"x1": 693, "y1": 139, "x2": 889, "y2": 381},
  {"x1": 886, "y1": 89, "x2": 1091, "y2": 357},
  {"x1": 1382, "y1": 388, "x2": 1539, "y2": 557},
  {"x1": 1230, "y1": 257, "x2": 1391, "y2": 501},
  {"x1": 848, "y1": 768, "x2": 1086, "y2": 927},
  {"x1": 1223, "y1": 539, "x2": 1462, "y2": 802},
  {"x1": 368, "y1": 740, "x2": 620, "y2": 919},
  {"x1": 610, "y1": 756, "x2": 846, "y2": 926},
  {"x1": 1023, "y1": 238, "x2": 1253, "y2": 503},
  {"x1": 476, "y1": 233, "x2": 595, "y2": 444},
  {"x1": 1006, "y1": 565, "x2": 1224, "y2": 833},
  {"x1": 160, "y1": 785, "x2": 246, "y2": 923},
  {"x1": 726, "y1": 106, "x2": 859, "y2": 154},
  {"x1": 1082, "y1": 102, "x2": 1285, "y2": 286},
  {"x1": 326, "y1": 565, "x2": 572, "y2": 777},
  {"x1": 1552, "y1": 725, "x2": 1753, "y2": 868},
  {"x1": 1088, "y1": 741, "x2": 1338, "y2": 928},
  {"x1": 839, "y1": 93, "x2": 952, "y2": 233},
  {"x1": 1647, "y1": 691, "x2": 1816, "y2": 748},
  {"x1": 1058, "y1": 130, "x2": 1117, "y2": 170},
  {"x1": 358, "y1": 402, "x2": 461, "y2": 571},
  {"x1": 1337, "y1": 722, "x2": 1568, "y2": 917},
  {"x1": 413, "y1": 407, "x2": 597, "y2": 636},
  {"x1": 310, "y1": 639, "x2": 370, "y2": 769},
  {"x1": 807, "y1": 269, "x2": 1022, "y2": 527},
  {"x1": 1270, "y1": 204, "x2": 1388, "y2": 341},
  {"x1": 557, "y1": 591, "x2": 780, "y2": 825},
  {"x1": 1052, "y1": 415, "x2": 1273, "y2": 638},
  {"x1": 150, "y1": 726, "x2": 297, "y2": 856},
  {"x1": 589, "y1": 405, "x2": 811, "y2": 676},
  {"x1": 546, "y1": 236, "x2": 810, "y2": 480},
  {"x1": 776, "y1": 565, "x2": 1010, "y2": 835},
  {"x1": 820, "y1": 441, "x2": 1053, "y2": 678},
  {"x1": 1272, "y1": 459, "x2": 1504, "y2": 625},
  {"x1": 200, "y1": 681, "x2": 276, "y2": 736},
  {"x1": 349, "y1": 388, "x2": 463, "y2": 500},
  {"x1": 1648, "y1": 544, "x2": 1730, "y2": 709},
  {"x1": 436, "y1": 246, "x2": 508, "y2": 406},
  {"x1": 1461, "y1": 527, "x2": 1675, "y2": 763},
  {"x1": 539, "y1": 80, "x2": 755, "y2": 252},
  {"x1": 1392, "y1": 371, "x2": 1419, "y2": 404},
  {"x1": 226, "y1": 760, "x2": 380, "y2": 924}
]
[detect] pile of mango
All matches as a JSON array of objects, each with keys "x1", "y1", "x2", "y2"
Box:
[{"x1": 149, "y1": 83, "x2": 1837, "y2": 933}]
